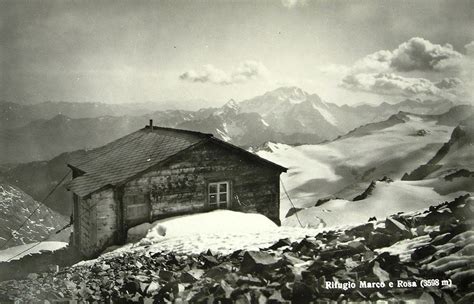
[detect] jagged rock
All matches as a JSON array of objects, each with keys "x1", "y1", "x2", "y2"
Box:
[
  {"x1": 292, "y1": 238, "x2": 319, "y2": 253},
  {"x1": 159, "y1": 269, "x2": 175, "y2": 281},
  {"x1": 430, "y1": 233, "x2": 453, "y2": 246},
  {"x1": 240, "y1": 251, "x2": 279, "y2": 273},
  {"x1": 282, "y1": 252, "x2": 305, "y2": 266},
  {"x1": 122, "y1": 280, "x2": 140, "y2": 295},
  {"x1": 291, "y1": 282, "x2": 313, "y2": 303},
  {"x1": 378, "y1": 176, "x2": 393, "y2": 183},
  {"x1": 280, "y1": 282, "x2": 293, "y2": 300},
  {"x1": 144, "y1": 281, "x2": 160, "y2": 295},
  {"x1": 204, "y1": 265, "x2": 229, "y2": 280},
  {"x1": 385, "y1": 217, "x2": 412, "y2": 238},
  {"x1": 366, "y1": 232, "x2": 392, "y2": 249},
  {"x1": 267, "y1": 238, "x2": 291, "y2": 250},
  {"x1": 353, "y1": 181, "x2": 377, "y2": 201},
  {"x1": 236, "y1": 275, "x2": 264, "y2": 286},
  {"x1": 372, "y1": 261, "x2": 390, "y2": 282},
  {"x1": 457, "y1": 292, "x2": 474, "y2": 304},
  {"x1": 421, "y1": 210, "x2": 455, "y2": 226},
  {"x1": 179, "y1": 271, "x2": 198, "y2": 283},
  {"x1": 347, "y1": 240, "x2": 370, "y2": 253},
  {"x1": 416, "y1": 129, "x2": 428, "y2": 136},
  {"x1": 285, "y1": 207, "x2": 303, "y2": 218},
  {"x1": 214, "y1": 279, "x2": 234, "y2": 299},
  {"x1": 411, "y1": 245, "x2": 437, "y2": 260},
  {"x1": 201, "y1": 254, "x2": 219, "y2": 267},
  {"x1": 315, "y1": 196, "x2": 339, "y2": 206},
  {"x1": 267, "y1": 290, "x2": 286, "y2": 303},
  {"x1": 346, "y1": 222, "x2": 374, "y2": 238}
]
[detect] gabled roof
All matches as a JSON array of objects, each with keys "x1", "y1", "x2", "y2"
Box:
[{"x1": 66, "y1": 126, "x2": 286, "y2": 197}]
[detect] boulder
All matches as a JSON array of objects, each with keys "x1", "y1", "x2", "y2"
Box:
[
  {"x1": 240, "y1": 251, "x2": 279, "y2": 273},
  {"x1": 346, "y1": 222, "x2": 374, "y2": 238},
  {"x1": 385, "y1": 217, "x2": 412, "y2": 238},
  {"x1": 291, "y1": 282, "x2": 313, "y2": 303},
  {"x1": 366, "y1": 232, "x2": 393, "y2": 249},
  {"x1": 159, "y1": 270, "x2": 175, "y2": 281},
  {"x1": 411, "y1": 245, "x2": 437, "y2": 261},
  {"x1": 204, "y1": 266, "x2": 230, "y2": 281},
  {"x1": 267, "y1": 238, "x2": 292, "y2": 250}
]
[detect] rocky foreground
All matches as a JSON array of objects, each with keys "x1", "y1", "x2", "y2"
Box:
[{"x1": 0, "y1": 195, "x2": 473, "y2": 303}]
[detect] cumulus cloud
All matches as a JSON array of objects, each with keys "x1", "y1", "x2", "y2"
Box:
[
  {"x1": 341, "y1": 73, "x2": 463, "y2": 98},
  {"x1": 391, "y1": 37, "x2": 462, "y2": 72},
  {"x1": 337, "y1": 37, "x2": 471, "y2": 100},
  {"x1": 350, "y1": 37, "x2": 463, "y2": 74},
  {"x1": 435, "y1": 77, "x2": 463, "y2": 90},
  {"x1": 179, "y1": 61, "x2": 269, "y2": 85},
  {"x1": 281, "y1": 0, "x2": 308, "y2": 9}
]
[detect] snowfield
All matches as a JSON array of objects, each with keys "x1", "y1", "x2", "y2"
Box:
[
  {"x1": 258, "y1": 114, "x2": 454, "y2": 218},
  {"x1": 79, "y1": 210, "x2": 322, "y2": 266},
  {"x1": 283, "y1": 180, "x2": 465, "y2": 228}
]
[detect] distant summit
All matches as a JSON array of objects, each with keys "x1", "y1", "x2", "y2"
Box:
[{"x1": 262, "y1": 86, "x2": 309, "y2": 104}]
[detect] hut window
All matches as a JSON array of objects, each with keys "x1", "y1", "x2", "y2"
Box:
[
  {"x1": 208, "y1": 181, "x2": 229, "y2": 208},
  {"x1": 124, "y1": 194, "x2": 149, "y2": 221}
]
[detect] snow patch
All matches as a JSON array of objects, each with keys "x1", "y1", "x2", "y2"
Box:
[
  {"x1": 312, "y1": 103, "x2": 338, "y2": 126},
  {"x1": 216, "y1": 128, "x2": 231, "y2": 142},
  {"x1": 0, "y1": 241, "x2": 67, "y2": 262}
]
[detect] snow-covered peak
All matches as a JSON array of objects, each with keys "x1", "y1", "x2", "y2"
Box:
[
  {"x1": 214, "y1": 99, "x2": 240, "y2": 116},
  {"x1": 264, "y1": 86, "x2": 309, "y2": 104}
]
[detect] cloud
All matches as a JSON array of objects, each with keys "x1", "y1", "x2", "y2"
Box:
[
  {"x1": 465, "y1": 41, "x2": 474, "y2": 56},
  {"x1": 336, "y1": 37, "x2": 472, "y2": 100},
  {"x1": 341, "y1": 73, "x2": 463, "y2": 98},
  {"x1": 391, "y1": 37, "x2": 462, "y2": 72},
  {"x1": 179, "y1": 61, "x2": 269, "y2": 85},
  {"x1": 352, "y1": 50, "x2": 393, "y2": 73},
  {"x1": 281, "y1": 0, "x2": 308, "y2": 9},
  {"x1": 351, "y1": 37, "x2": 463, "y2": 74},
  {"x1": 435, "y1": 77, "x2": 463, "y2": 90}
]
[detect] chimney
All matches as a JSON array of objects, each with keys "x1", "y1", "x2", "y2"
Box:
[{"x1": 149, "y1": 119, "x2": 153, "y2": 132}]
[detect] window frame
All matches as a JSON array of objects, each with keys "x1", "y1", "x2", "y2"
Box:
[
  {"x1": 208, "y1": 181, "x2": 230, "y2": 208},
  {"x1": 124, "y1": 193, "x2": 150, "y2": 222}
]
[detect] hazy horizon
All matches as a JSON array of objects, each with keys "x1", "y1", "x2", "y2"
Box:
[{"x1": 1, "y1": 0, "x2": 473, "y2": 107}]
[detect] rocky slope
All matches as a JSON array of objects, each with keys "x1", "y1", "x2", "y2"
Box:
[
  {"x1": 0, "y1": 195, "x2": 472, "y2": 303},
  {"x1": 0, "y1": 182, "x2": 67, "y2": 250}
]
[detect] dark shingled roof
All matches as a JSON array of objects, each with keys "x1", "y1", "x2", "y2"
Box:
[{"x1": 66, "y1": 126, "x2": 286, "y2": 197}]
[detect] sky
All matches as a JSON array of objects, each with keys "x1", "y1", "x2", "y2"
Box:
[{"x1": 1, "y1": 0, "x2": 473, "y2": 108}]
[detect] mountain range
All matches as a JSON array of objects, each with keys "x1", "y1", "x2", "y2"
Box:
[
  {"x1": 0, "y1": 87, "x2": 472, "y2": 215},
  {"x1": 0, "y1": 87, "x2": 459, "y2": 165}
]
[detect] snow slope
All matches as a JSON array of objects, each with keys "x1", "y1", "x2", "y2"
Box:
[
  {"x1": 283, "y1": 180, "x2": 465, "y2": 228},
  {"x1": 258, "y1": 113, "x2": 454, "y2": 218}
]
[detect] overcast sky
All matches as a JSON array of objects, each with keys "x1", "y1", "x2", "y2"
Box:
[{"x1": 1, "y1": 0, "x2": 473, "y2": 107}]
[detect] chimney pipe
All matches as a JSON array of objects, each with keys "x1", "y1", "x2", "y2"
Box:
[{"x1": 149, "y1": 119, "x2": 153, "y2": 131}]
